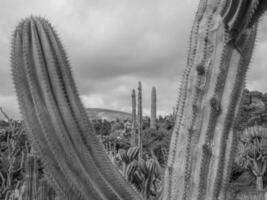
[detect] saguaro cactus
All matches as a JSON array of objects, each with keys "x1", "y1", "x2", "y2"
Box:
[
  {"x1": 131, "y1": 89, "x2": 137, "y2": 146},
  {"x1": 137, "y1": 82, "x2": 143, "y2": 159},
  {"x1": 163, "y1": 1, "x2": 267, "y2": 200},
  {"x1": 150, "y1": 87, "x2": 157, "y2": 129},
  {"x1": 11, "y1": 17, "x2": 142, "y2": 200}
]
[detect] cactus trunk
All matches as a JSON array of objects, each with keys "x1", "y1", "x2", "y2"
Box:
[
  {"x1": 22, "y1": 154, "x2": 39, "y2": 200},
  {"x1": 11, "y1": 17, "x2": 143, "y2": 200},
  {"x1": 131, "y1": 89, "x2": 137, "y2": 146},
  {"x1": 137, "y1": 82, "x2": 143, "y2": 159},
  {"x1": 150, "y1": 87, "x2": 157, "y2": 129},
  {"x1": 163, "y1": 1, "x2": 267, "y2": 200}
]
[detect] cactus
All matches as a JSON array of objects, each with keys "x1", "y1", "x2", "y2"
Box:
[
  {"x1": 10, "y1": 1, "x2": 267, "y2": 199},
  {"x1": 131, "y1": 89, "x2": 137, "y2": 147},
  {"x1": 150, "y1": 87, "x2": 157, "y2": 129},
  {"x1": 21, "y1": 154, "x2": 39, "y2": 200},
  {"x1": 11, "y1": 17, "x2": 143, "y2": 200},
  {"x1": 37, "y1": 179, "x2": 56, "y2": 200},
  {"x1": 137, "y1": 82, "x2": 143, "y2": 159},
  {"x1": 163, "y1": 1, "x2": 267, "y2": 200}
]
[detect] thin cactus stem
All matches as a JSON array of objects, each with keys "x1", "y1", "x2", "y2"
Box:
[
  {"x1": 150, "y1": 87, "x2": 157, "y2": 129},
  {"x1": 131, "y1": 89, "x2": 137, "y2": 146},
  {"x1": 137, "y1": 82, "x2": 143, "y2": 160}
]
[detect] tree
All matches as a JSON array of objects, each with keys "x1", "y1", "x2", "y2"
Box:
[{"x1": 236, "y1": 126, "x2": 267, "y2": 190}]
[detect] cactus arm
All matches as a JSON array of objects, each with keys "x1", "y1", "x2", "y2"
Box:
[
  {"x1": 11, "y1": 17, "x2": 143, "y2": 200},
  {"x1": 163, "y1": 1, "x2": 267, "y2": 200}
]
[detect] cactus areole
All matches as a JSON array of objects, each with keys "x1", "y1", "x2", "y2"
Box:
[{"x1": 11, "y1": 1, "x2": 267, "y2": 200}]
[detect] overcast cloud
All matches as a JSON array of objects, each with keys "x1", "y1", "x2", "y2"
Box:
[{"x1": 0, "y1": 0, "x2": 267, "y2": 119}]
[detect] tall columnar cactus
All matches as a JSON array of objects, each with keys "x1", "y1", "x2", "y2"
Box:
[
  {"x1": 11, "y1": 17, "x2": 143, "y2": 200},
  {"x1": 21, "y1": 154, "x2": 39, "y2": 200},
  {"x1": 11, "y1": 1, "x2": 267, "y2": 199},
  {"x1": 137, "y1": 82, "x2": 143, "y2": 159},
  {"x1": 37, "y1": 179, "x2": 56, "y2": 200},
  {"x1": 131, "y1": 89, "x2": 137, "y2": 147},
  {"x1": 150, "y1": 87, "x2": 157, "y2": 129},
  {"x1": 163, "y1": 1, "x2": 267, "y2": 200}
]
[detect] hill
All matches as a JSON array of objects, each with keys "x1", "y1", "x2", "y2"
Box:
[{"x1": 86, "y1": 108, "x2": 131, "y2": 121}]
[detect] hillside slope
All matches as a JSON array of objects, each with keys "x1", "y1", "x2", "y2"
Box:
[{"x1": 86, "y1": 108, "x2": 131, "y2": 121}]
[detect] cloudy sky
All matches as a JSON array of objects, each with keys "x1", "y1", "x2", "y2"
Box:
[{"x1": 0, "y1": 0, "x2": 267, "y2": 119}]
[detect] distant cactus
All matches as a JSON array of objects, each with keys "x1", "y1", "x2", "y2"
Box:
[
  {"x1": 131, "y1": 89, "x2": 137, "y2": 146},
  {"x1": 21, "y1": 154, "x2": 39, "y2": 200},
  {"x1": 137, "y1": 82, "x2": 143, "y2": 159},
  {"x1": 37, "y1": 179, "x2": 56, "y2": 200},
  {"x1": 150, "y1": 87, "x2": 157, "y2": 129}
]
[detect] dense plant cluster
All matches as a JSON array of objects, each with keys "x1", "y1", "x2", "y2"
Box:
[{"x1": 1, "y1": 88, "x2": 267, "y2": 199}]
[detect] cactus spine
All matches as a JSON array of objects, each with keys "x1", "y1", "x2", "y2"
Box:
[
  {"x1": 11, "y1": 17, "x2": 143, "y2": 200},
  {"x1": 137, "y1": 82, "x2": 143, "y2": 159},
  {"x1": 131, "y1": 89, "x2": 137, "y2": 146},
  {"x1": 150, "y1": 87, "x2": 157, "y2": 129},
  {"x1": 163, "y1": 1, "x2": 267, "y2": 200}
]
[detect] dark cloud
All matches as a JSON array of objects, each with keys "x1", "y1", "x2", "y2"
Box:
[{"x1": 0, "y1": 0, "x2": 266, "y2": 119}]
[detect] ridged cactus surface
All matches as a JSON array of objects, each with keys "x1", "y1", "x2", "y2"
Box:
[
  {"x1": 137, "y1": 82, "x2": 143, "y2": 159},
  {"x1": 163, "y1": 1, "x2": 267, "y2": 200},
  {"x1": 11, "y1": 17, "x2": 143, "y2": 200},
  {"x1": 131, "y1": 89, "x2": 137, "y2": 146},
  {"x1": 22, "y1": 154, "x2": 39, "y2": 200},
  {"x1": 150, "y1": 87, "x2": 157, "y2": 129}
]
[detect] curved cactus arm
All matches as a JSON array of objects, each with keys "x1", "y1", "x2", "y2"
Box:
[
  {"x1": 163, "y1": 1, "x2": 267, "y2": 200},
  {"x1": 11, "y1": 17, "x2": 143, "y2": 200}
]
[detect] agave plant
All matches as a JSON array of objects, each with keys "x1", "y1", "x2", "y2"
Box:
[{"x1": 236, "y1": 126, "x2": 267, "y2": 190}]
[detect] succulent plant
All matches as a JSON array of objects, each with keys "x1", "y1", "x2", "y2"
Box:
[
  {"x1": 150, "y1": 87, "x2": 157, "y2": 129},
  {"x1": 11, "y1": 17, "x2": 143, "y2": 200},
  {"x1": 163, "y1": 1, "x2": 267, "y2": 200},
  {"x1": 137, "y1": 82, "x2": 143, "y2": 159},
  {"x1": 131, "y1": 89, "x2": 137, "y2": 147}
]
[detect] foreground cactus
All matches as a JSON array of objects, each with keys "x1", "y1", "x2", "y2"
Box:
[
  {"x1": 11, "y1": 17, "x2": 142, "y2": 200},
  {"x1": 10, "y1": 1, "x2": 267, "y2": 200},
  {"x1": 163, "y1": 1, "x2": 267, "y2": 200}
]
